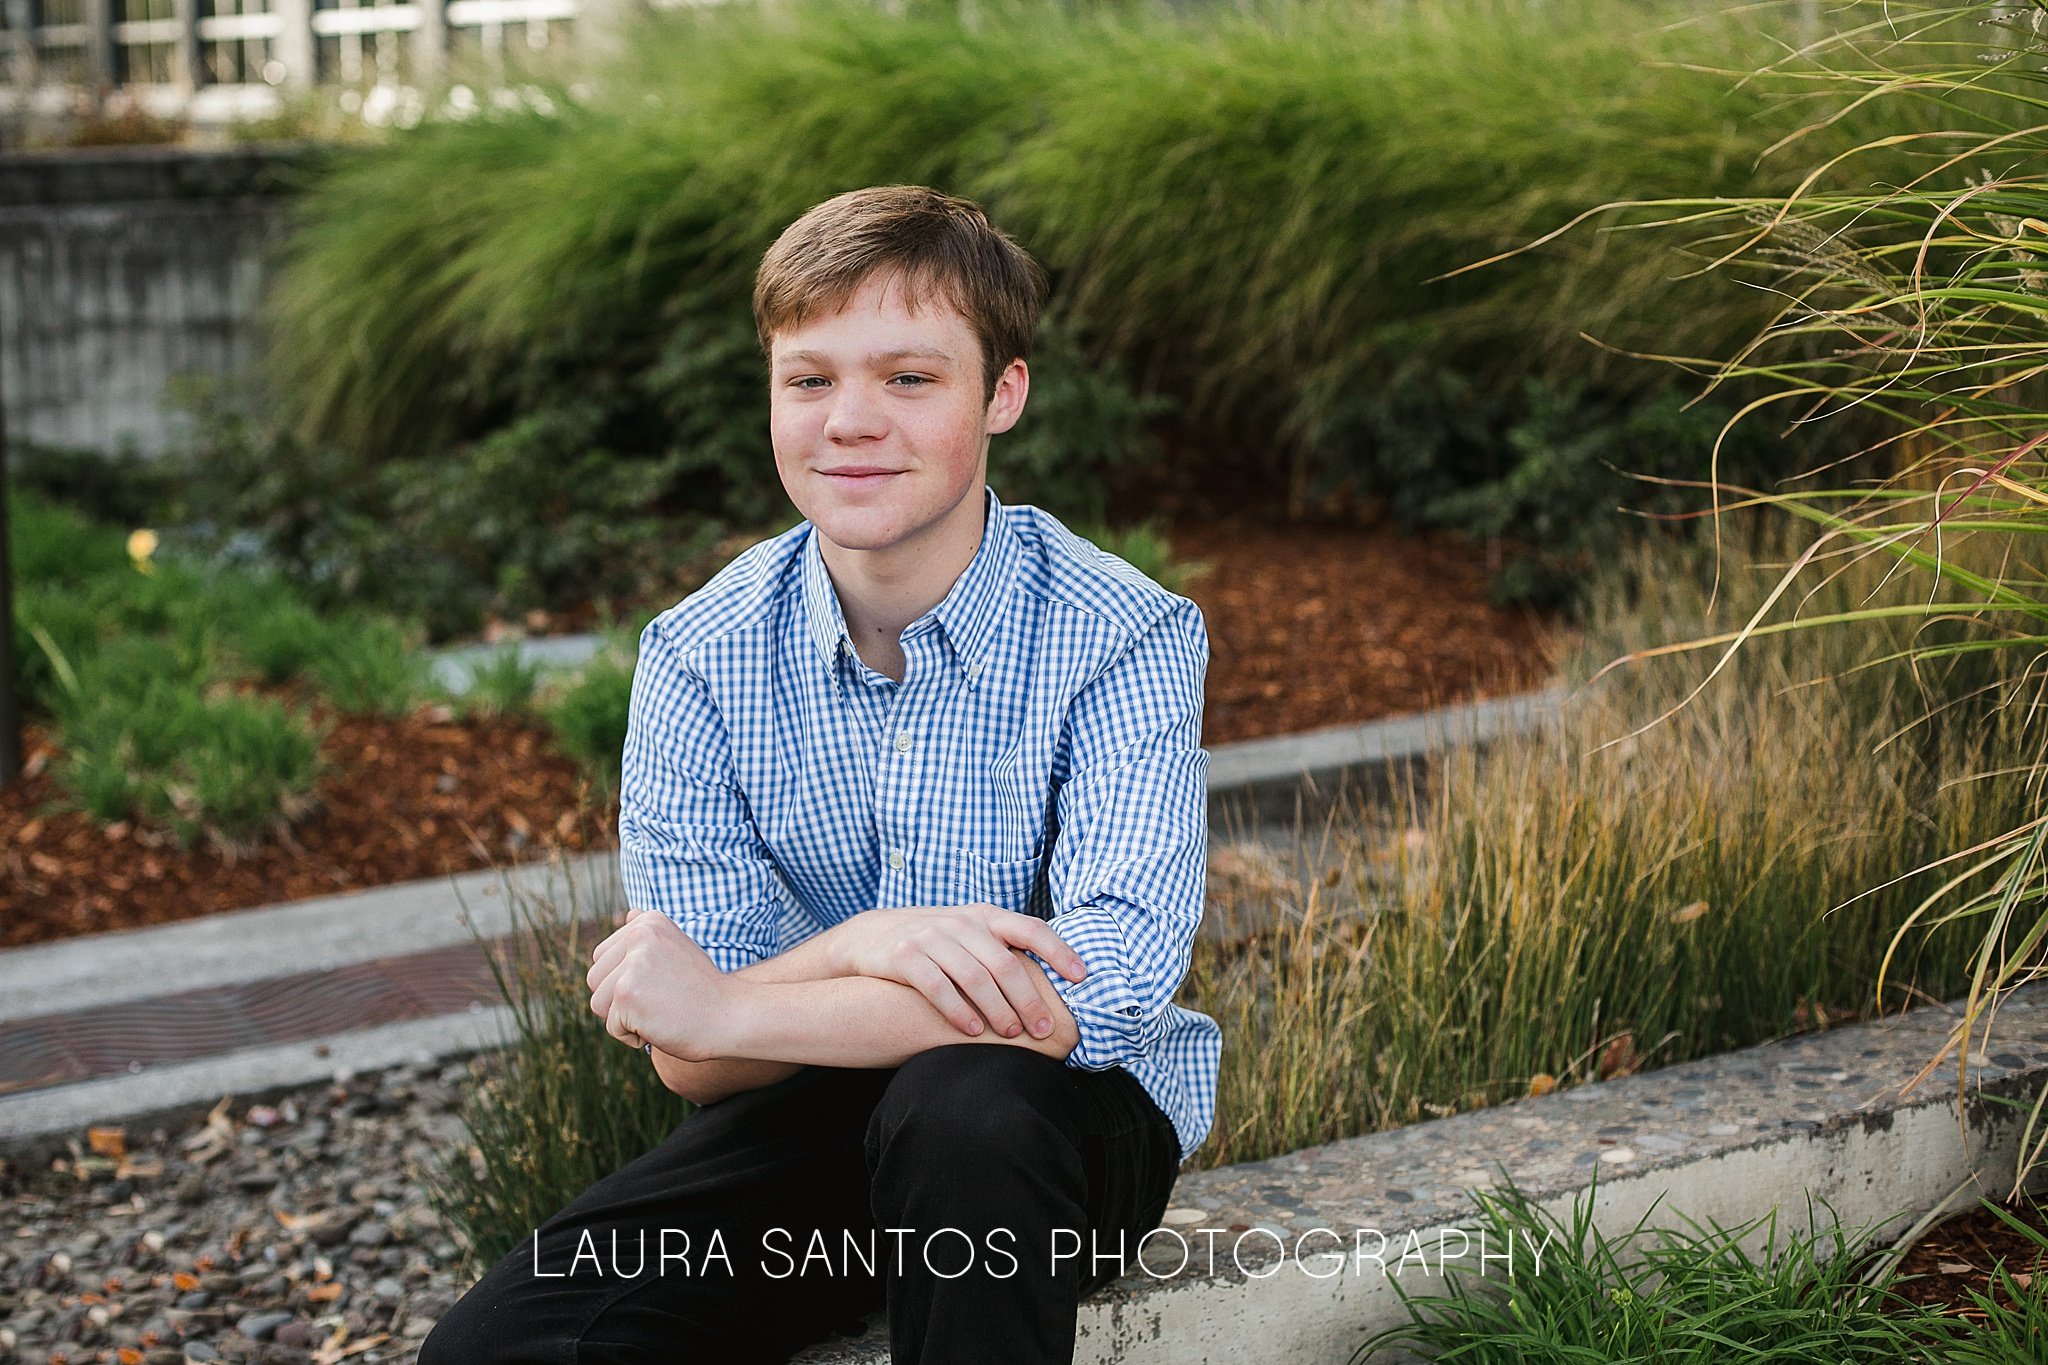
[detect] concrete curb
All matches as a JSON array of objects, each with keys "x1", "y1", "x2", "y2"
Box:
[
  {"x1": 428, "y1": 633, "x2": 608, "y2": 696},
  {"x1": 789, "y1": 985, "x2": 2048, "y2": 1363},
  {"x1": 0, "y1": 854, "x2": 620, "y2": 1026},
  {"x1": 1207, "y1": 684, "x2": 1567, "y2": 832}
]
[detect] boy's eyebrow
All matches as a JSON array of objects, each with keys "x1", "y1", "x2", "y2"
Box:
[{"x1": 774, "y1": 347, "x2": 958, "y2": 369}]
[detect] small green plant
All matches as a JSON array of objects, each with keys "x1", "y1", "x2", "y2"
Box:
[
  {"x1": 44, "y1": 636, "x2": 326, "y2": 852},
  {"x1": 1355, "y1": 1178, "x2": 2048, "y2": 1363},
  {"x1": 225, "y1": 592, "x2": 342, "y2": 686},
  {"x1": 1072, "y1": 517, "x2": 1209, "y2": 595},
  {"x1": 302, "y1": 615, "x2": 431, "y2": 717},
  {"x1": 426, "y1": 870, "x2": 686, "y2": 1276},
  {"x1": 542, "y1": 641, "x2": 637, "y2": 789},
  {"x1": 458, "y1": 646, "x2": 544, "y2": 720}
]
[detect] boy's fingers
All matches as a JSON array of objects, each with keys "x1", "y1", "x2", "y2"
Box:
[
  {"x1": 930, "y1": 941, "x2": 1026, "y2": 1039},
  {"x1": 995, "y1": 914, "x2": 1086, "y2": 980}
]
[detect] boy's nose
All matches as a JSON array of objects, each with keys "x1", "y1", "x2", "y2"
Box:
[{"x1": 822, "y1": 388, "x2": 888, "y2": 443}]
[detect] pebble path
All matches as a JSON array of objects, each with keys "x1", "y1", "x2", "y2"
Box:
[{"x1": 3, "y1": 1059, "x2": 490, "y2": 1365}]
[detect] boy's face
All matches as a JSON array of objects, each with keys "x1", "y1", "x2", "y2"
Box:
[{"x1": 768, "y1": 270, "x2": 1026, "y2": 563}]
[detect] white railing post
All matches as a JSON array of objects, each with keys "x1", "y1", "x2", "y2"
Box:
[
  {"x1": 413, "y1": 0, "x2": 448, "y2": 83},
  {"x1": 82, "y1": 0, "x2": 117, "y2": 90},
  {"x1": 171, "y1": 0, "x2": 202, "y2": 92},
  {"x1": 272, "y1": 0, "x2": 316, "y2": 88}
]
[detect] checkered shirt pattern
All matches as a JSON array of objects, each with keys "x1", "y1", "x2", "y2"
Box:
[{"x1": 617, "y1": 483, "x2": 1222, "y2": 1161}]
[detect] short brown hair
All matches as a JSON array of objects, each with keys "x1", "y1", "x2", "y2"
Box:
[{"x1": 753, "y1": 185, "x2": 1049, "y2": 406}]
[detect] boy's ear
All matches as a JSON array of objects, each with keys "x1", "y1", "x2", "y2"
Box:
[{"x1": 985, "y1": 358, "x2": 1029, "y2": 436}]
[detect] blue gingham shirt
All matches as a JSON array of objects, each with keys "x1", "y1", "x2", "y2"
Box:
[{"x1": 618, "y1": 484, "x2": 1221, "y2": 1161}]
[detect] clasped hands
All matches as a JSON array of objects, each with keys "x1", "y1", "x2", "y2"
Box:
[{"x1": 584, "y1": 903, "x2": 1089, "y2": 1061}]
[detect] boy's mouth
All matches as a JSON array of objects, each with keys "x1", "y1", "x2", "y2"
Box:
[{"x1": 821, "y1": 468, "x2": 906, "y2": 483}]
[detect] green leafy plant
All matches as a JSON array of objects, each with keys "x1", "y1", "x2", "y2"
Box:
[
  {"x1": 41, "y1": 635, "x2": 326, "y2": 853},
  {"x1": 1070, "y1": 518, "x2": 1210, "y2": 596}
]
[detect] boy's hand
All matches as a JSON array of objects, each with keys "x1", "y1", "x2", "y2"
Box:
[
  {"x1": 828, "y1": 905, "x2": 1087, "y2": 1042},
  {"x1": 586, "y1": 907, "x2": 738, "y2": 1062}
]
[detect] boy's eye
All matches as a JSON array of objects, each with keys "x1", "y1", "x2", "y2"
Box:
[{"x1": 891, "y1": 374, "x2": 930, "y2": 387}]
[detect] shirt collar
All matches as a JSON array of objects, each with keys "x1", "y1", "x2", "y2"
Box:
[{"x1": 801, "y1": 484, "x2": 1017, "y2": 692}]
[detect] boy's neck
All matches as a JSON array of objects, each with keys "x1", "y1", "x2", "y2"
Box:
[{"x1": 817, "y1": 493, "x2": 988, "y2": 684}]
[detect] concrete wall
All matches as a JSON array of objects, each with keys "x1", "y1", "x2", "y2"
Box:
[{"x1": 0, "y1": 142, "x2": 317, "y2": 458}]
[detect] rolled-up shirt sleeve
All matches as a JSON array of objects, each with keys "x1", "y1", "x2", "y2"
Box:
[
  {"x1": 1031, "y1": 597, "x2": 1210, "y2": 1072},
  {"x1": 617, "y1": 618, "x2": 791, "y2": 974}
]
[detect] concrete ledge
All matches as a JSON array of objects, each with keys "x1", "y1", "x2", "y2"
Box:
[
  {"x1": 791, "y1": 984, "x2": 2048, "y2": 1363},
  {"x1": 1206, "y1": 685, "x2": 1567, "y2": 833},
  {"x1": 0, "y1": 853, "x2": 621, "y2": 1026}
]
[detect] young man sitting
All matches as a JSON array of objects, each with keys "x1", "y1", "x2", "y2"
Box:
[{"x1": 421, "y1": 183, "x2": 1221, "y2": 1365}]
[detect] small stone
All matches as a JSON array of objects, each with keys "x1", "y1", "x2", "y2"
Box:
[
  {"x1": 1161, "y1": 1208, "x2": 1205, "y2": 1225},
  {"x1": 235, "y1": 1310, "x2": 294, "y2": 1342},
  {"x1": 1598, "y1": 1147, "x2": 1637, "y2": 1164}
]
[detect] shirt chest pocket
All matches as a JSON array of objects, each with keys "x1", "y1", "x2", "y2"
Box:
[{"x1": 953, "y1": 849, "x2": 1054, "y2": 922}]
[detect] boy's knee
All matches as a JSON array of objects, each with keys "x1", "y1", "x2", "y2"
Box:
[{"x1": 869, "y1": 1045, "x2": 1074, "y2": 1159}]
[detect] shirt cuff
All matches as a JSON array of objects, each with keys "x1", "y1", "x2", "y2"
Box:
[{"x1": 1031, "y1": 904, "x2": 1157, "y2": 1071}]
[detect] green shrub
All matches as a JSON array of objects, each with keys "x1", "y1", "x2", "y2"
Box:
[
  {"x1": 542, "y1": 643, "x2": 636, "y2": 788},
  {"x1": 458, "y1": 646, "x2": 543, "y2": 720},
  {"x1": 15, "y1": 586, "x2": 105, "y2": 714},
  {"x1": 9, "y1": 486, "x2": 132, "y2": 585},
  {"x1": 47, "y1": 637, "x2": 326, "y2": 851},
  {"x1": 1183, "y1": 509, "x2": 2022, "y2": 1170},
  {"x1": 224, "y1": 592, "x2": 343, "y2": 686},
  {"x1": 168, "y1": 375, "x2": 724, "y2": 640},
  {"x1": 301, "y1": 614, "x2": 431, "y2": 717},
  {"x1": 7, "y1": 444, "x2": 180, "y2": 530},
  {"x1": 1070, "y1": 517, "x2": 1209, "y2": 596},
  {"x1": 251, "y1": 0, "x2": 1917, "y2": 617}
]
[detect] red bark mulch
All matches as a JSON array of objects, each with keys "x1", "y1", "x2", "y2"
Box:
[
  {"x1": 1889, "y1": 1195, "x2": 2048, "y2": 1320},
  {"x1": 4, "y1": 711, "x2": 613, "y2": 950},
  {"x1": 4, "y1": 517, "x2": 1577, "y2": 948},
  {"x1": 1170, "y1": 515, "x2": 1576, "y2": 746}
]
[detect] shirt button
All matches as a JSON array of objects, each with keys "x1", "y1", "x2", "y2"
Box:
[
  {"x1": 895, "y1": 731, "x2": 914, "y2": 753},
  {"x1": 887, "y1": 850, "x2": 905, "y2": 871},
  {"x1": 966, "y1": 660, "x2": 983, "y2": 679}
]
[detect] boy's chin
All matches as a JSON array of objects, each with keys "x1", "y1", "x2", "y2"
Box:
[{"x1": 804, "y1": 506, "x2": 917, "y2": 554}]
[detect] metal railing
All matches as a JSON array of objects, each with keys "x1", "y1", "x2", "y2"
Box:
[{"x1": 0, "y1": 0, "x2": 594, "y2": 125}]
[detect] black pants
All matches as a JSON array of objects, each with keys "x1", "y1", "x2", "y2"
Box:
[{"x1": 420, "y1": 1045, "x2": 1184, "y2": 1364}]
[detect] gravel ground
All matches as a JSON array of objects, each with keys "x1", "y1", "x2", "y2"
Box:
[{"x1": 1, "y1": 1058, "x2": 496, "y2": 1364}]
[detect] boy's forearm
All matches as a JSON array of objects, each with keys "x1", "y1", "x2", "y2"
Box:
[
  {"x1": 646, "y1": 928, "x2": 849, "y2": 1104},
  {"x1": 651, "y1": 950, "x2": 1080, "y2": 1104},
  {"x1": 716, "y1": 963, "x2": 1078, "y2": 1069}
]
